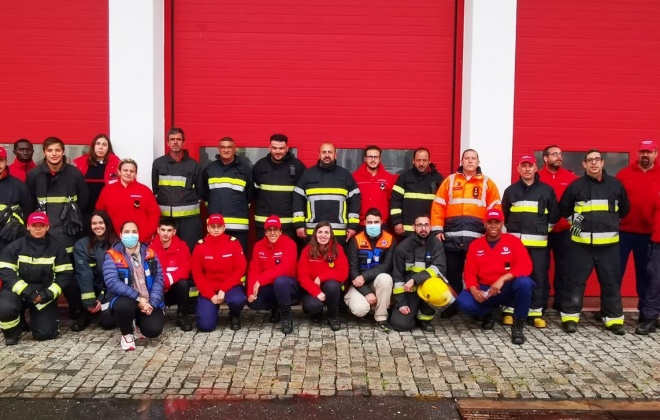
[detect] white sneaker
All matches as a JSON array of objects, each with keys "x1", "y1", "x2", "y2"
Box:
[
  {"x1": 120, "y1": 334, "x2": 136, "y2": 351},
  {"x1": 132, "y1": 320, "x2": 146, "y2": 339}
]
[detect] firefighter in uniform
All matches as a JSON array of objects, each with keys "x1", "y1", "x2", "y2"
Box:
[
  {"x1": 293, "y1": 143, "x2": 361, "y2": 247},
  {"x1": 389, "y1": 215, "x2": 446, "y2": 332},
  {"x1": 345, "y1": 208, "x2": 396, "y2": 332},
  {"x1": 0, "y1": 212, "x2": 73, "y2": 345},
  {"x1": 26, "y1": 137, "x2": 89, "y2": 331},
  {"x1": 353, "y1": 146, "x2": 396, "y2": 230},
  {"x1": 431, "y1": 149, "x2": 501, "y2": 318},
  {"x1": 390, "y1": 147, "x2": 443, "y2": 237},
  {"x1": 0, "y1": 146, "x2": 30, "y2": 255},
  {"x1": 501, "y1": 155, "x2": 559, "y2": 328},
  {"x1": 252, "y1": 134, "x2": 306, "y2": 242},
  {"x1": 559, "y1": 149, "x2": 630, "y2": 335},
  {"x1": 202, "y1": 137, "x2": 253, "y2": 254},
  {"x1": 152, "y1": 127, "x2": 203, "y2": 252}
]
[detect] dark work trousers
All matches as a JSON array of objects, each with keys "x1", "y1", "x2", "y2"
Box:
[
  {"x1": 445, "y1": 250, "x2": 467, "y2": 293},
  {"x1": 642, "y1": 243, "x2": 660, "y2": 320},
  {"x1": 0, "y1": 289, "x2": 59, "y2": 341},
  {"x1": 562, "y1": 243, "x2": 623, "y2": 320},
  {"x1": 195, "y1": 285, "x2": 247, "y2": 332},
  {"x1": 619, "y1": 231, "x2": 651, "y2": 312},
  {"x1": 96, "y1": 309, "x2": 117, "y2": 330},
  {"x1": 226, "y1": 230, "x2": 249, "y2": 256},
  {"x1": 112, "y1": 296, "x2": 165, "y2": 337},
  {"x1": 456, "y1": 276, "x2": 534, "y2": 319},
  {"x1": 247, "y1": 276, "x2": 300, "y2": 310},
  {"x1": 63, "y1": 251, "x2": 85, "y2": 319},
  {"x1": 548, "y1": 230, "x2": 571, "y2": 308},
  {"x1": 527, "y1": 247, "x2": 551, "y2": 315},
  {"x1": 389, "y1": 293, "x2": 436, "y2": 332},
  {"x1": 164, "y1": 280, "x2": 191, "y2": 311},
  {"x1": 302, "y1": 280, "x2": 342, "y2": 316},
  {"x1": 175, "y1": 216, "x2": 202, "y2": 253}
]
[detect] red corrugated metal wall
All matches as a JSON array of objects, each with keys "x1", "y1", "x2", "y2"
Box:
[
  {"x1": 0, "y1": 1, "x2": 109, "y2": 145},
  {"x1": 169, "y1": 0, "x2": 457, "y2": 170},
  {"x1": 514, "y1": 1, "x2": 660, "y2": 297}
]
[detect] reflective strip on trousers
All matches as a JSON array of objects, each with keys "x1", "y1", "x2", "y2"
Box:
[
  {"x1": 416, "y1": 312, "x2": 435, "y2": 321},
  {"x1": 603, "y1": 316, "x2": 624, "y2": 327},
  {"x1": 528, "y1": 308, "x2": 543, "y2": 317},
  {"x1": 160, "y1": 203, "x2": 201, "y2": 217},
  {"x1": 561, "y1": 313, "x2": 580, "y2": 323},
  {"x1": 189, "y1": 287, "x2": 199, "y2": 298},
  {"x1": 0, "y1": 316, "x2": 21, "y2": 330}
]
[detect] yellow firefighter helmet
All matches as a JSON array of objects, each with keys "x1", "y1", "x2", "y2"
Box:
[{"x1": 417, "y1": 276, "x2": 456, "y2": 310}]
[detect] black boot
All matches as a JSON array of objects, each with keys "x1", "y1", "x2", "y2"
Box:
[
  {"x1": 481, "y1": 311, "x2": 495, "y2": 330},
  {"x1": 280, "y1": 306, "x2": 293, "y2": 335},
  {"x1": 416, "y1": 319, "x2": 435, "y2": 333},
  {"x1": 176, "y1": 307, "x2": 193, "y2": 332},
  {"x1": 71, "y1": 311, "x2": 90, "y2": 332},
  {"x1": 229, "y1": 315, "x2": 241, "y2": 331},
  {"x1": 636, "y1": 319, "x2": 657, "y2": 335},
  {"x1": 511, "y1": 318, "x2": 526, "y2": 345},
  {"x1": 3, "y1": 324, "x2": 22, "y2": 346},
  {"x1": 270, "y1": 307, "x2": 281, "y2": 323},
  {"x1": 327, "y1": 305, "x2": 341, "y2": 331}
]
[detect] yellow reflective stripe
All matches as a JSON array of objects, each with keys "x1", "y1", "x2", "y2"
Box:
[
  {"x1": 81, "y1": 292, "x2": 97, "y2": 300},
  {"x1": 254, "y1": 215, "x2": 294, "y2": 223},
  {"x1": 392, "y1": 185, "x2": 405, "y2": 195},
  {"x1": 561, "y1": 314, "x2": 580, "y2": 323},
  {"x1": 208, "y1": 177, "x2": 246, "y2": 187},
  {"x1": 348, "y1": 217, "x2": 360, "y2": 224},
  {"x1": 224, "y1": 217, "x2": 249, "y2": 225},
  {"x1": 189, "y1": 287, "x2": 199, "y2": 298},
  {"x1": 0, "y1": 204, "x2": 6, "y2": 210},
  {"x1": 0, "y1": 317, "x2": 21, "y2": 330},
  {"x1": 0, "y1": 261, "x2": 18, "y2": 271},
  {"x1": 160, "y1": 204, "x2": 201, "y2": 217},
  {"x1": 35, "y1": 300, "x2": 55, "y2": 311},
  {"x1": 571, "y1": 232, "x2": 619, "y2": 245},
  {"x1": 603, "y1": 316, "x2": 624, "y2": 327},
  {"x1": 416, "y1": 313, "x2": 435, "y2": 321},
  {"x1": 306, "y1": 188, "x2": 348, "y2": 196},
  {"x1": 403, "y1": 192, "x2": 436, "y2": 200},
  {"x1": 510, "y1": 200, "x2": 539, "y2": 213},
  {"x1": 510, "y1": 233, "x2": 548, "y2": 247},
  {"x1": 36, "y1": 195, "x2": 78, "y2": 204},
  {"x1": 12, "y1": 280, "x2": 28, "y2": 294},
  {"x1": 403, "y1": 224, "x2": 414, "y2": 233},
  {"x1": 54, "y1": 263, "x2": 73, "y2": 273},
  {"x1": 46, "y1": 283, "x2": 62, "y2": 298},
  {"x1": 66, "y1": 247, "x2": 74, "y2": 254},
  {"x1": 390, "y1": 208, "x2": 402, "y2": 215},
  {"x1": 89, "y1": 262, "x2": 97, "y2": 268},
  {"x1": 293, "y1": 216, "x2": 305, "y2": 223},
  {"x1": 17, "y1": 256, "x2": 56, "y2": 265},
  {"x1": 502, "y1": 306, "x2": 514, "y2": 314},
  {"x1": 522, "y1": 239, "x2": 548, "y2": 247},
  {"x1": 258, "y1": 184, "x2": 295, "y2": 192},
  {"x1": 158, "y1": 175, "x2": 187, "y2": 187},
  {"x1": 528, "y1": 309, "x2": 543, "y2": 317}
]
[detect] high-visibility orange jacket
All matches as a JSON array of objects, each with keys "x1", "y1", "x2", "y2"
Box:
[{"x1": 430, "y1": 166, "x2": 501, "y2": 252}]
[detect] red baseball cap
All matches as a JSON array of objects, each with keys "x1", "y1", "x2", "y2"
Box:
[
  {"x1": 519, "y1": 155, "x2": 536, "y2": 165},
  {"x1": 0, "y1": 146, "x2": 7, "y2": 159},
  {"x1": 485, "y1": 209, "x2": 504, "y2": 222},
  {"x1": 639, "y1": 140, "x2": 657, "y2": 152},
  {"x1": 264, "y1": 215, "x2": 282, "y2": 229},
  {"x1": 207, "y1": 214, "x2": 225, "y2": 226},
  {"x1": 27, "y1": 212, "x2": 49, "y2": 225}
]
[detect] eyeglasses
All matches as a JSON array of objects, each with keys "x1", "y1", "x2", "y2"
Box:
[
  {"x1": 414, "y1": 223, "x2": 430, "y2": 228},
  {"x1": 585, "y1": 157, "x2": 602, "y2": 164},
  {"x1": 365, "y1": 155, "x2": 380, "y2": 160},
  {"x1": 549, "y1": 152, "x2": 563, "y2": 157}
]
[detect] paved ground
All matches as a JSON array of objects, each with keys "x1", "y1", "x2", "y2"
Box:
[{"x1": 0, "y1": 308, "x2": 659, "y2": 401}]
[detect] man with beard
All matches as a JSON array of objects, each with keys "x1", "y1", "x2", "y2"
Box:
[
  {"x1": 152, "y1": 127, "x2": 203, "y2": 252},
  {"x1": 252, "y1": 134, "x2": 306, "y2": 241},
  {"x1": 430, "y1": 149, "x2": 501, "y2": 318},
  {"x1": 9, "y1": 139, "x2": 36, "y2": 183},
  {"x1": 455, "y1": 209, "x2": 534, "y2": 345},
  {"x1": 390, "y1": 148, "x2": 443, "y2": 238},
  {"x1": 26, "y1": 137, "x2": 89, "y2": 332},
  {"x1": 389, "y1": 215, "x2": 446, "y2": 332},
  {"x1": 538, "y1": 145, "x2": 577, "y2": 312},
  {"x1": 293, "y1": 143, "x2": 361, "y2": 247},
  {"x1": 616, "y1": 139, "x2": 660, "y2": 328},
  {"x1": 559, "y1": 149, "x2": 630, "y2": 335},
  {"x1": 353, "y1": 146, "x2": 396, "y2": 230}
]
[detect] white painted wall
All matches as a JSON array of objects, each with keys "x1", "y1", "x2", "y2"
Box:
[
  {"x1": 109, "y1": 0, "x2": 164, "y2": 186},
  {"x1": 461, "y1": 0, "x2": 517, "y2": 193}
]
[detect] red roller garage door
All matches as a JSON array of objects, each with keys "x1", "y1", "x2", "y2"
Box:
[
  {"x1": 513, "y1": 1, "x2": 660, "y2": 297},
  {"x1": 168, "y1": 0, "x2": 458, "y2": 170}
]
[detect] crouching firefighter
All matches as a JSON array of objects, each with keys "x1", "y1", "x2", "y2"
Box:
[{"x1": 0, "y1": 212, "x2": 73, "y2": 345}]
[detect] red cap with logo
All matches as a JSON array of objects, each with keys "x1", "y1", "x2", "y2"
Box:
[
  {"x1": 519, "y1": 155, "x2": 536, "y2": 165},
  {"x1": 639, "y1": 139, "x2": 657, "y2": 152},
  {"x1": 27, "y1": 212, "x2": 49, "y2": 225},
  {"x1": 0, "y1": 146, "x2": 7, "y2": 159},
  {"x1": 485, "y1": 209, "x2": 504, "y2": 222},
  {"x1": 207, "y1": 214, "x2": 225, "y2": 226},
  {"x1": 264, "y1": 215, "x2": 282, "y2": 229}
]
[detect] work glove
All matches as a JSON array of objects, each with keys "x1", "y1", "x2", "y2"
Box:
[
  {"x1": 0, "y1": 208, "x2": 27, "y2": 242},
  {"x1": 570, "y1": 213, "x2": 584, "y2": 237},
  {"x1": 0, "y1": 207, "x2": 11, "y2": 227},
  {"x1": 61, "y1": 200, "x2": 83, "y2": 237}
]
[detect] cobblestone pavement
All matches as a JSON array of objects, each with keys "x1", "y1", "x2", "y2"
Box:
[{"x1": 0, "y1": 309, "x2": 658, "y2": 401}]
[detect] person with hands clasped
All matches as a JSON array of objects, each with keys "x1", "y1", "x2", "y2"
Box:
[
  {"x1": 192, "y1": 214, "x2": 247, "y2": 332},
  {"x1": 455, "y1": 209, "x2": 534, "y2": 345},
  {"x1": 102, "y1": 221, "x2": 165, "y2": 351},
  {"x1": 298, "y1": 221, "x2": 349, "y2": 331}
]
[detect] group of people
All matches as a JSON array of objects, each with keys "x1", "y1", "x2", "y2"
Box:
[{"x1": 0, "y1": 131, "x2": 658, "y2": 352}]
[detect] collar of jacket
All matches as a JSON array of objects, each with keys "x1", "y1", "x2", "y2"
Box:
[
  {"x1": 356, "y1": 162, "x2": 386, "y2": 176},
  {"x1": 584, "y1": 169, "x2": 608, "y2": 183},
  {"x1": 413, "y1": 163, "x2": 437, "y2": 177},
  {"x1": 316, "y1": 159, "x2": 337, "y2": 171},
  {"x1": 37, "y1": 156, "x2": 69, "y2": 173},
  {"x1": 456, "y1": 165, "x2": 483, "y2": 177},
  {"x1": 267, "y1": 151, "x2": 294, "y2": 166},
  {"x1": 166, "y1": 149, "x2": 190, "y2": 163},
  {"x1": 517, "y1": 172, "x2": 540, "y2": 188}
]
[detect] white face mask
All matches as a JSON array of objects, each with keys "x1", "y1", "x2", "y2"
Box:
[
  {"x1": 121, "y1": 233, "x2": 139, "y2": 248},
  {"x1": 365, "y1": 224, "x2": 381, "y2": 238}
]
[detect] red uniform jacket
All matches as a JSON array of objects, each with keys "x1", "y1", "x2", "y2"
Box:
[
  {"x1": 8, "y1": 160, "x2": 36, "y2": 182},
  {"x1": 150, "y1": 235, "x2": 191, "y2": 292},
  {"x1": 352, "y1": 163, "x2": 396, "y2": 225},
  {"x1": 247, "y1": 235, "x2": 298, "y2": 294},
  {"x1": 297, "y1": 243, "x2": 349, "y2": 297},
  {"x1": 192, "y1": 233, "x2": 246, "y2": 299},
  {"x1": 95, "y1": 181, "x2": 161, "y2": 242},
  {"x1": 616, "y1": 162, "x2": 660, "y2": 235},
  {"x1": 463, "y1": 233, "x2": 532, "y2": 290},
  {"x1": 73, "y1": 153, "x2": 121, "y2": 185},
  {"x1": 538, "y1": 167, "x2": 577, "y2": 233}
]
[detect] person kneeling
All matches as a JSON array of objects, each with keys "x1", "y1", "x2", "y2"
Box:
[
  {"x1": 103, "y1": 221, "x2": 165, "y2": 351},
  {"x1": 455, "y1": 209, "x2": 534, "y2": 345}
]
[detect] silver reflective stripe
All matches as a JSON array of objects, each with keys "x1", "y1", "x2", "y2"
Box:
[
  {"x1": 305, "y1": 222, "x2": 347, "y2": 230},
  {"x1": 308, "y1": 195, "x2": 346, "y2": 203},
  {"x1": 434, "y1": 197, "x2": 446, "y2": 205},
  {"x1": 209, "y1": 183, "x2": 245, "y2": 192},
  {"x1": 444, "y1": 230, "x2": 482, "y2": 239},
  {"x1": 225, "y1": 224, "x2": 249, "y2": 231},
  {"x1": 449, "y1": 198, "x2": 482, "y2": 205},
  {"x1": 294, "y1": 186, "x2": 306, "y2": 197},
  {"x1": 347, "y1": 188, "x2": 360, "y2": 198}
]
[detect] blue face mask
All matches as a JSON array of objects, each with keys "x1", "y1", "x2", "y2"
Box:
[
  {"x1": 121, "y1": 233, "x2": 139, "y2": 248},
  {"x1": 365, "y1": 224, "x2": 381, "y2": 238}
]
